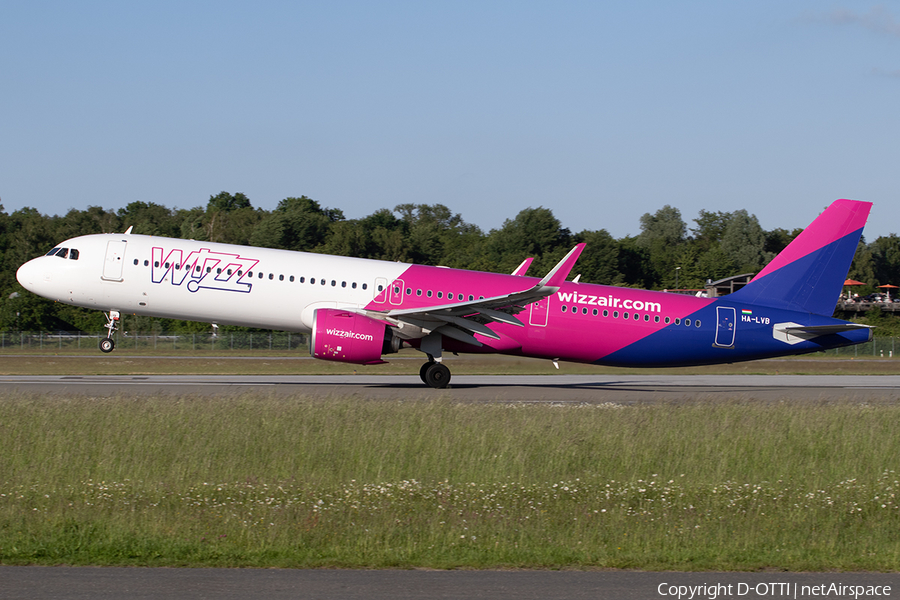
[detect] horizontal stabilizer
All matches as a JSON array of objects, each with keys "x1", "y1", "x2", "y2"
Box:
[
  {"x1": 780, "y1": 323, "x2": 874, "y2": 335},
  {"x1": 773, "y1": 321, "x2": 874, "y2": 345}
]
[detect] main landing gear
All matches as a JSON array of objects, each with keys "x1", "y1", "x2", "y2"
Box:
[
  {"x1": 100, "y1": 310, "x2": 120, "y2": 353},
  {"x1": 419, "y1": 360, "x2": 451, "y2": 389},
  {"x1": 418, "y1": 331, "x2": 451, "y2": 389}
]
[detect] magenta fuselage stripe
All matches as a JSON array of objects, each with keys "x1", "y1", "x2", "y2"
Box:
[
  {"x1": 752, "y1": 199, "x2": 871, "y2": 283},
  {"x1": 365, "y1": 265, "x2": 714, "y2": 363}
]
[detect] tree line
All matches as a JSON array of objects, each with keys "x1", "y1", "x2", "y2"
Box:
[{"x1": 0, "y1": 192, "x2": 896, "y2": 333}]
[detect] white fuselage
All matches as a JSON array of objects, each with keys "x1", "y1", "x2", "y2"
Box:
[{"x1": 16, "y1": 233, "x2": 409, "y2": 332}]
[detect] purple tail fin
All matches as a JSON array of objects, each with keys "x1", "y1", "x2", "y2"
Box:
[{"x1": 730, "y1": 199, "x2": 872, "y2": 316}]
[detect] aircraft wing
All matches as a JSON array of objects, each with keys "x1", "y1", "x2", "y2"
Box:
[{"x1": 357, "y1": 244, "x2": 585, "y2": 346}]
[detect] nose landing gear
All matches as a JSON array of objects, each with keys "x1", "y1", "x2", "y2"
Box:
[{"x1": 100, "y1": 311, "x2": 119, "y2": 353}]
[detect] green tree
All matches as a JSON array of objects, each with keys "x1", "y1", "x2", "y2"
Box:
[
  {"x1": 572, "y1": 229, "x2": 623, "y2": 285},
  {"x1": 720, "y1": 209, "x2": 771, "y2": 273},
  {"x1": 870, "y1": 235, "x2": 900, "y2": 288},
  {"x1": 636, "y1": 205, "x2": 686, "y2": 287},
  {"x1": 250, "y1": 196, "x2": 343, "y2": 251},
  {"x1": 394, "y1": 203, "x2": 482, "y2": 267},
  {"x1": 117, "y1": 201, "x2": 180, "y2": 237},
  {"x1": 483, "y1": 207, "x2": 571, "y2": 274}
]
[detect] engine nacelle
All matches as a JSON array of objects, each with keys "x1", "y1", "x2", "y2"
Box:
[{"x1": 310, "y1": 308, "x2": 399, "y2": 365}]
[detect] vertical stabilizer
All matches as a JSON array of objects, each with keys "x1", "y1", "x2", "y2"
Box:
[{"x1": 729, "y1": 199, "x2": 872, "y2": 316}]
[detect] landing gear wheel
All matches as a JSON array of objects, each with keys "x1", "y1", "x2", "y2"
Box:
[
  {"x1": 99, "y1": 337, "x2": 115, "y2": 353},
  {"x1": 424, "y1": 362, "x2": 451, "y2": 389},
  {"x1": 419, "y1": 361, "x2": 433, "y2": 384}
]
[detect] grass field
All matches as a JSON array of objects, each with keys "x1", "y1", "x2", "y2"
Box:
[{"x1": 1, "y1": 391, "x2": 898, "y2": 570}]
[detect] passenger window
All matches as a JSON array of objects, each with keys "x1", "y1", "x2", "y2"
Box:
[
  {"x1": 427, "y1": 291, "x2": 432, "y2": 298},
  {"x1": 378, "y1": 285, "x2": 384, "y2": 292},
  {"x1": 269, "y1": 273, "x2": 274, "y2": 280},
  {"x1": 696, "y1": 320, "x2": 701, "y2": 327},
  {"x1": 603, "y1": 310, "x2": 609, "y2": 317},
  {"x1": 592, "y1": 309, "x2": 598, "y2": 316},
  {"x1": 623, "y1": 312, "x2": 629, "y2": 320},
  {"x1": 300, "y1": 277, "x2": 305, "y2": 283},
  {"x1": 654, "y1": 316, "x2": 660, "y2": 323},
  {"x1": 144, "y1": 260, "x2": 149, "y2": 267},
  {"x1": 675, "y1": 318, "x2": 681, "y2": 325},
  {"x1": 331, "y1": 280, "x2": 336, "y2": 286},
  {"x1": 362, "y1": 283, "x2": 367, "y2": 290},
  {"x1": 468, "y1": 295, "x2": 474, "y2": 301},
  {"x1": 685, "y1": 319, "x2": 691, "y2": 326},
  {"x1": 352, "y1": 282, "x2": 357, "y2": 289},
  {"x1": 321, "y1": 279, "x2": 326, "y2": 285},
  {"x1": 310, "y1": 278, "x2": 315, "y2": 284},
  {"x1": 613, "y1": 311, "x2": 619, "y2": 318},
  {"x1": 417, "y1": 289, "x2": 422, "y2": 296},
  {"x1": 437, "y1": 292, "x2": 443, "y2": 299},
  {"x1": 582, "y1": 307, "x2": 588, "y2": 315},
  {"x1": 665, "y1": 317, "x2": 670, "y2": 324},
  {"x1": 133, "y1": 259, "x2": 139, "y2": 265},
  {"x1": 644, "y1": 314, "x2": 649, "y2": 322},
  {"x1": 279, "y1": 275, "x2": 284, "y2": 281},
  {"x1": 290, "y1": 276, "x2": 295, "y2": 282},
  {"x1": 561, "y1": 305, "x2": 567, "y2": 312},
  {"x1": 342, "y1": 281, "x2": 346, "y2": 287}
]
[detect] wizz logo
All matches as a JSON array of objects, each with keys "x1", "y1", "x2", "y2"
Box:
[{"x1": 151, "y1": 247, "x2": 260, "y2": 294}]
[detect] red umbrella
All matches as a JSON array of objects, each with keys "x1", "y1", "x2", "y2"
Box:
[{"x1": 842, "y1": 279, "x2": 865, "y2": 301}]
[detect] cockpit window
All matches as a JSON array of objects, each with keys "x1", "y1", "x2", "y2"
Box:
[
  {"x1": 57, "y1": 248, "x2": 69, "y2": 259},
  {"x1": 69, "y1": 249, "x2": 79, "y2": 260},
  {"x1": 46, "y1": 248, "x2": 60, "y2": 256}
]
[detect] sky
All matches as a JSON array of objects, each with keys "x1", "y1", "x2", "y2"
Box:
[{"x1": 1, "y1": 1, "x2": 898, "y2": 241}]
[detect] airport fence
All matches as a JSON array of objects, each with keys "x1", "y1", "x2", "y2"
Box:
[{"x1": 0, "y1": 331, "x2": 309, "y2": 353}]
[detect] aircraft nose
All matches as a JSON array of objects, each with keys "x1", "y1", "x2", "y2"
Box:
[{"x1": 16, "y1": 258, "x2": 47, "y2": 293}]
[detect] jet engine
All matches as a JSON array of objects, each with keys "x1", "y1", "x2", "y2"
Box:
[{"x1": 310, "y1": 308, "x2": 400, "y2": 364}]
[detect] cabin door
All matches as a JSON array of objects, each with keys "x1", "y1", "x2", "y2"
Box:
[
  {"x1": 715, "y1": 306, "x2": 736, "y2": 347},
  {"x1": 101, "y1": 240, "x2": 127, "y2": 282},
  {"x1": 529, "y1": 296, "x2": 550, "y2": 327}
]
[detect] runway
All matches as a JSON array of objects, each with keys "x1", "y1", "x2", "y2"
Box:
[
  {"x1": 1, "y1": 566, "x2": 896, "y2": 600},
  {"x1": 1, "y1": 373, "x2": 899, "y2": 402}
]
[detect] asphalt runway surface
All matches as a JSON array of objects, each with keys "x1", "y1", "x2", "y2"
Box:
[
  {"x1": 1, "y1": 373, "x2": 900, "y2": 402},
  {"x1": 2, "y1": 567, "x2": 897, "y2": 600}
]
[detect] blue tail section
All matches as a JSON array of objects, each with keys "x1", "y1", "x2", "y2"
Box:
[{"x1": 729, "y1": 200, "x2": 872, "y2": 316}]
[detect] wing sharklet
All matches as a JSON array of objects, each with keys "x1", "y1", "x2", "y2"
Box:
[
  {"x1": 536, "y1": 243, "x2": 586, "y2": 291},
  {"x1": 511, "y1": 257, "x2": 533, "y2": 276}
]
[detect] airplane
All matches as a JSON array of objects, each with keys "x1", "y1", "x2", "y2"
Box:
[{"x1": 16, "y1": 199, "x2": 873, "y2": 388}]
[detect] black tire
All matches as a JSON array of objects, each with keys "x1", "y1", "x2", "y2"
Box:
[
  {"x1": 424, "y1": 362, "x2": 451, "y2": 389},
  {"x1": 419, "y1": 361, "x2": 433, "y2": 384},
  {"x1": 99, "y1": 337, "x2": 115, "y2": 353}
]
